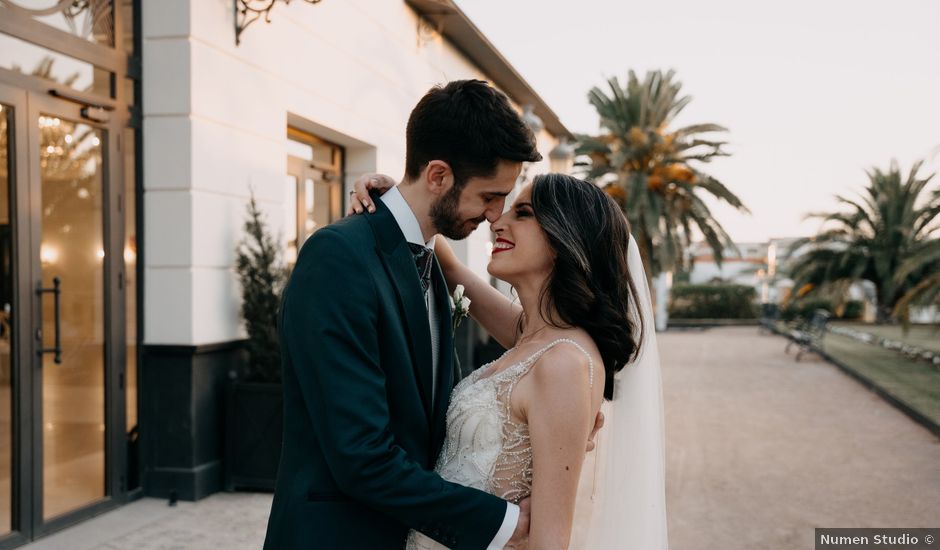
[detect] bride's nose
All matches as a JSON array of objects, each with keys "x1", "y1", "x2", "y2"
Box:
[{"x1": 491, "y1": 214, "x2": 506, "y2": 234}]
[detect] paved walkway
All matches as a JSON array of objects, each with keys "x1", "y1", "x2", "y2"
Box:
[
  {"x1": 662, "y1": 327, "x2": 940, "y2": 549},
  {"x1": 21, "y1": 493, "x2": 271, "y2": 550},
  {"x1": 22, "y1": 327, "x2": 940, "y2": 549}
]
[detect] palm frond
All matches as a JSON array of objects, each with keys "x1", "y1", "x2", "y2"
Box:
[{"x1": 579, "y1": 69, "x2": 744, "y2": 279}]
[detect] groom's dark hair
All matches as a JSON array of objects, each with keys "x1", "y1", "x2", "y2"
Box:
[{"x1": 405, "y1": 79, "x2": 541, "y2": 188}]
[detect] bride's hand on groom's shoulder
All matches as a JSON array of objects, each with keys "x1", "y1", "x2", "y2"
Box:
[{"x1": 346, "y1": 173, "x2": 396, "y2": 215}]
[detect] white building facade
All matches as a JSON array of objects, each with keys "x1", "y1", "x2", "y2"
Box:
[{"x1": 143, "y1": 0, "x2": 565, "y2": 346}]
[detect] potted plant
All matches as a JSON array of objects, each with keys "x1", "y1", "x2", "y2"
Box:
[{"x1": 225, "y1": 191, "x2": 289, "y2": 491}]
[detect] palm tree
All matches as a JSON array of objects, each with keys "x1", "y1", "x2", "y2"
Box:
[
  {"x1": 892, "y1": 217, "x2": 940, "y2": 323},
  {"x1": 576, "y1": 70, "x2": 749, "y2": 288},
  {"x1": 788, "y1": 160, "x2": 939, "y2": 323}
]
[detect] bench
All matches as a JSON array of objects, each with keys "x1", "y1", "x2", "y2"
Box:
[
  {"x1": 759, "y1": 303, "x2": 781, "y2": 335},
  {"x1": 784, "y1": 309, "x2": 831, "y2": 361}
]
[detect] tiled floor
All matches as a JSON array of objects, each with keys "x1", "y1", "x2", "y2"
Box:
[{"x1": 20, "y1": 493, "x2": 272, "y2": 550}]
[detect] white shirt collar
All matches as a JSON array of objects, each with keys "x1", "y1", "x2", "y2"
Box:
[{"x1": 379, "y1": 186, "x2": 437, "y2": 249}]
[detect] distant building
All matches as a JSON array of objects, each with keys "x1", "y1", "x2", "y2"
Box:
[
  {"x1": 686, "y1": 235, "x2": 938, "y2": 323},
  {"x1": 684, "y1": 238, "x2": 892, "y2": 320},
  {"x1": 686, "y1": 237, "x2": 809, "y2": 304}
]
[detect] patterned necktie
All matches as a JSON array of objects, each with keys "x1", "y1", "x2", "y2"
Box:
[{"x1": 408, "y1": 242, "x2": 434, "y2": 294}]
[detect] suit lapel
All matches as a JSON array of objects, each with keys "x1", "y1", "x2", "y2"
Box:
[
  {"x1": 366, "y1": 198, "x2": 434, "y2": 421},
  {"x1": 430, "y1": 256, "x2": 454, "y2": 453}
]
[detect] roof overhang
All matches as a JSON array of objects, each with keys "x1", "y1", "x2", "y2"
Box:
[{"x1": 404, "y1": 0, "x2": 572, "y2": 139}]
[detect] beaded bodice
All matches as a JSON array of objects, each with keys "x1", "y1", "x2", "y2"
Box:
[{"x1": 406, "y1": 338, "x2": 594, "y2": 550}]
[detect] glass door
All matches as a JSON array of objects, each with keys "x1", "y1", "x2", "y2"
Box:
[
  {"x1": 0, "y1": 0, "x2": 137, "y2": 545},
  {"x1": 0, "y1": 83, "x2": 126, "y2": 548},
  {"x1": 0, "y1": 86, "x2": 17, "y2": 544},
  {"x1": 0, "y1": 82, "x2": 29, "y2": 550},
  {"x1": 32, "y1": 103, "x2": 107, "y2": 522}
]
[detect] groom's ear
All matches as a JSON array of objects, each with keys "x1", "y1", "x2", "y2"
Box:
[{"x1": 423, "y1": 160, "x2": 454, "y2": 196}]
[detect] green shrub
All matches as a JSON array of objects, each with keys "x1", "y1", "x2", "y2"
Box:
[
  {"x1": 669, "y1": 284, "x2": 758, "y2": 319},
  {"x1": 235, "y1": 193, "x2": 289, "y2": 383}
]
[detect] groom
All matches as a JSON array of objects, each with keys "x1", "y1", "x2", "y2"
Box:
[{"x1": 263, "y1": 80, "x2": 542, "y2": 549}]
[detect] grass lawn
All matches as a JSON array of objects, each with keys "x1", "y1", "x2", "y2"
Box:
[
  {"x1": 830, "y1": 321, "x2": 940, "y2": 354},
  {"x1": 822, "y1": 330, "x2": 940, "y2": 428}
]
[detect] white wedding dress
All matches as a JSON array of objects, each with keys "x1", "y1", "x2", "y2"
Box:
[
  {"x1": 406, "y1": 338, "x2": 595, "y2": 550},
  {"x1": 407, "y1": 237, "x2": 668, "y2": 550}
]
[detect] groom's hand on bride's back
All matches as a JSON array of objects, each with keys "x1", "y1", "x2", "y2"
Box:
[
  {"x1": 587, "y1": 410, "x2": 604, "y2": 453},
  {"x1": 506, "y1": 497, "x2": 530, "y2": 549},
  {"x1": 506, "y1": 413, "x2": 599, "y2": 549},
  {"x1": 346, "y1": 173, "x2": 397, "y2": 215}
]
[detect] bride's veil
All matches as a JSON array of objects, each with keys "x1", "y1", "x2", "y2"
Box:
[{"x1": 570, "y1": 235, "x2": 669, "y2": 549}]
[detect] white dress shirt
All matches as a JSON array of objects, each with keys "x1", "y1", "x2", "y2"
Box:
[{"x1": 379, "y1": 186, "x2": 520, "y2": 549}]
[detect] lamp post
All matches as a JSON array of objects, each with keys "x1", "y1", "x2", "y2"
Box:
[
  {"x1": 549, "y1": 137, "x2": 575, "y2": 174},
  {"x1": 765, "y1": 241, "x2": 777, "y2": 304},
  {"x1": 515, "y1": 104, "x2": 543, "y2": 188}
]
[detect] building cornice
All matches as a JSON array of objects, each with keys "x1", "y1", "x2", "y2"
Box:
[{"x1": 404, "y1": 0, "x2": 572, "y2": 139}]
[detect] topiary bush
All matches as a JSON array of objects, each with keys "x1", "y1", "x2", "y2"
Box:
[{"x1": 235, "y1": 192, "x2": 290, "y2": 383}]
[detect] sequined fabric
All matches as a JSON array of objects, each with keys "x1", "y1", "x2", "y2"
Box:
[{"x1": 406, "y1": 338, "x2": 594, "y2": 550}]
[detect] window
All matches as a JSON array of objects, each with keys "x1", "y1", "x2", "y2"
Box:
[
  {"x1": 5, "y1": 0, "x2": 117, "y2": 47},
  {"x1": 0, "y1": 32, "x2": 113, "y2": 98},
  {"x1": 285, "y1": 127, "x2": 343, "y2": 264}
]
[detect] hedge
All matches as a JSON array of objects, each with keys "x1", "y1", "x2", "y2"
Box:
[{"x1": 669, "y1": 284, "x2": 757, "y2": 319}]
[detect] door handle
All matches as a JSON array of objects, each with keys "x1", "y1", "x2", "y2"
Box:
[{"x1": 36, "y1": 277, "x2": 62, "y2": 364}]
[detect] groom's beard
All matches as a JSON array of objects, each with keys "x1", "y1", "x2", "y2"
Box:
[{"x1": 431, "y1": 184, "x2": 484, "y2": 240}]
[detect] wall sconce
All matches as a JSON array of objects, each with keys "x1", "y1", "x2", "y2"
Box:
[
  {"x1": 549, "y1": 137, "x2": 575, "y2": 174},
  {"x1": 416, "y1": 15, "x2": 444, "y2": 47},
  {"x1": 235, "y1": 0, "x2": 323, "y2": 45},
  {"x1": 521, "y1": 104, "x2": 543, "y2": 135}
]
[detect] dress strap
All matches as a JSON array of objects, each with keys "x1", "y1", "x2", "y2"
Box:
[{"x1": 523, "y1": 338, "x2": 595, "y2": 389}]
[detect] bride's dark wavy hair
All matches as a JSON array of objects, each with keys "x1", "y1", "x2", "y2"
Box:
[{"x1": 520, "y1": 173, "x2": 644, "y2": 399}]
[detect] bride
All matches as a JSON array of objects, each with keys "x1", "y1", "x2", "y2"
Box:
[{"x1": 349, "y1": 172, "x2": 668, "y2": 549}]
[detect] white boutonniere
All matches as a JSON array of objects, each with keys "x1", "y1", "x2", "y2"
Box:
[{"x1": 450, "y1": 284, "x2": 471, "y2": 335}]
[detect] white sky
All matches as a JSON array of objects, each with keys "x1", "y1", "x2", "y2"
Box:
[{"x1": 456, "y1": 0, "x2": 940, "y2": 242}]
